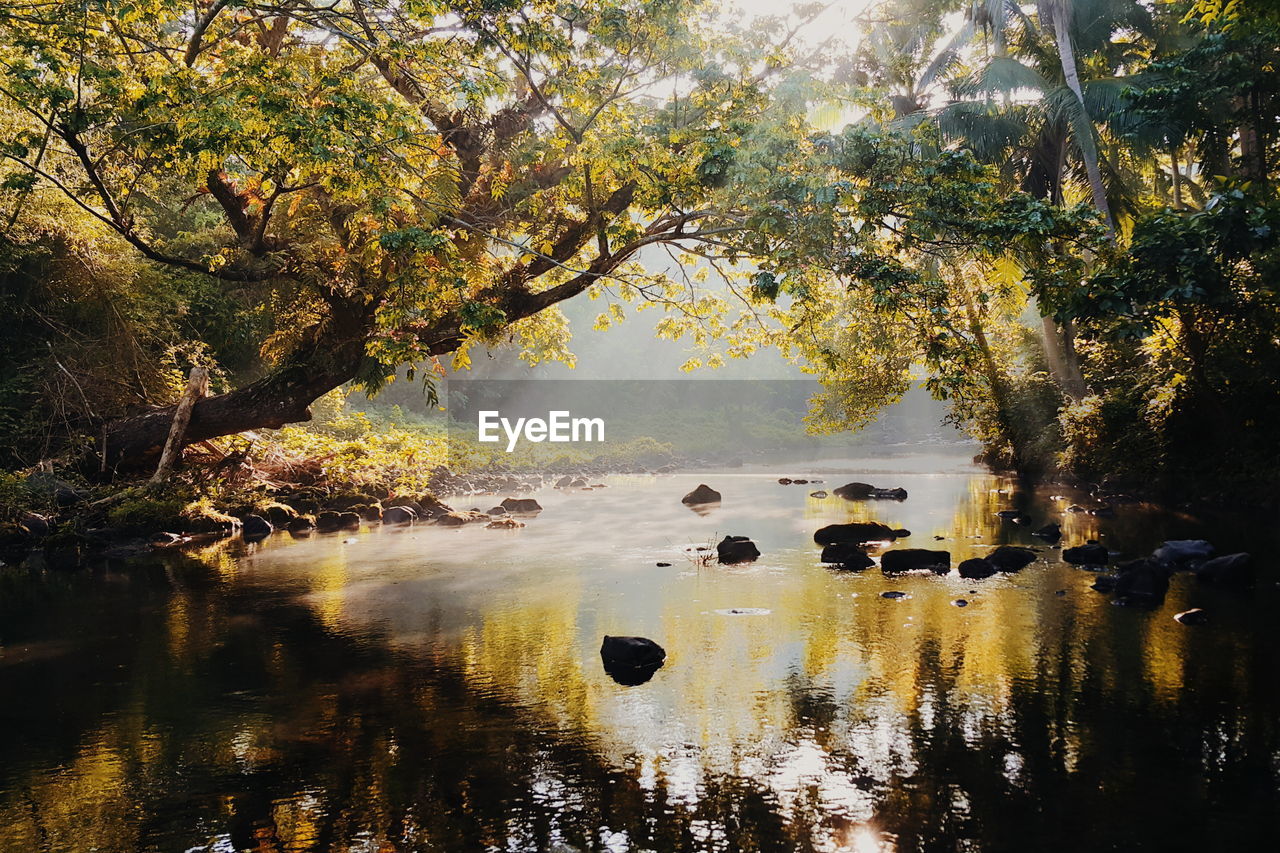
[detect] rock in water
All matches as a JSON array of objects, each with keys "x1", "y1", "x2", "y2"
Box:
[
  {"x1": 1111, "y1": 559, "x2": 1170, "y2": 606},
  {"x1": 809, "y1": 490, "x2": 828, "y2": 498},
  {"x1": 881, "y1": 591, "x2": 910, "y2": 600},
  {"x1": 958, "y1": 558, "x2": 997, "y2": 579},
  {"x1": 819, "y1": 542, "x2": 874, "y2": 570},
  {"x1": 880, "y1": 549, "x2": 950, "y2": 574},
  {"x1": 1174, "y1": 608, "x2": 1209, "y2": 625},
  {"x1": 681, "y1": 484, "x2": 722, "y2": 505},
  {"x1": 500, "y1": 497, "x2": 543, "y2": 514},
  {"x1": 987, "y1": 546, "x2": 1037, "y2": 572},
  {"x1": 382, "y1": 506, "x2": 417, "y2": 526},
  {"x1": 1195, "y1": 553, "x2": 1253, "y2": 587},
  {"x1": 1063, "y1": 543, "x2": 1109, "y2": 564},
  {"x1": 600, "y1": 635, "x2": 666, "y2": 685},
  {"x1": 486, "y1": 517, "x2": 524, "y2": 529},
  {"x1": 1152, "y1": 539, "x2": 1214, "y2": 568},
  {"x1": 814, "y1": 522, "x2": 898, "y2": 545},
  {"x1": 1032, "y1": 523, "x2": 1061, "y2": 542},
  {"x1": 436, "y1": 510, "x2": 490, "y2": 527},
  {"x1": 241, "y1": 515, "x2": 273, "y2": 541},
  {"x1": 834, "y1": 482, "x2": 874, "y2": 499},
  {"x1": 717, "y1": 535, "x2": 760, "y2": 564},
  {"x1": 834, "y1": 482, "x2": 908, "y2": 500}
]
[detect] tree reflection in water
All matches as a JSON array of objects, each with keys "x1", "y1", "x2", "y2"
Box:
[{"x1": 1, "y1": 467, "x2": 1277, "y2": 851}]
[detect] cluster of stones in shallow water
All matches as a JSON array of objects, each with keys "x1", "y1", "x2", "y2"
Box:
[{"x1": 672, "y1": 478, "x2": 1256, "y2": 629}]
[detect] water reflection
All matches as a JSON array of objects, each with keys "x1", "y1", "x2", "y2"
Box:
[{"x1": 1, "y1": 452, "x2": 1277, "y2": 851}]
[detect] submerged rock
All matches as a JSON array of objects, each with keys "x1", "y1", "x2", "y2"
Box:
[
  {"x1": 813, "y1": 522, "x2": 898, "y2": 545},
  {"x1": 952, "y1": 599, "x2": 969, "y2": 607},
  {"x1": 808, "y1": 490, "x2": 828, "y2": 498},
  {"x1": 717, "y1": 535, "x2": 760, "y2": 564},
  {"x1": 681, "y1": 484, "x2": 722, "y2": 505},
  {"x1": 485, "y1": 517, "x2": 524, "y2": 529},
  {"x1": 1063, "y1": 543, "x2": 1109, "y2": 565},
  {"x1": 881, "y1": 591, "x2": 910, "y2": 600},
  {"x1": 987, "y1": 545, "x2": 1037, "y2": 572},
  {"x1": 1195, "y1": 553, "x2": 1253, "y2": 587},
  {"x1": 880, "y1": 548, "x2": 950, "y2": 574},
  {"x1": 820, "y1": 542, "x2": 874, "y2": 570},
  {"x1": 600, "y1": 635, "x2": 666, "y2": 686},
  {"x1": 437, "y1": 510, "x2": 490, "y2": 527}
]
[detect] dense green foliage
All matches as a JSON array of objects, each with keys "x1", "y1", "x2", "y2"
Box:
[{"x1": 0, "y1": 0, "x2": 1277, "y2": 504}]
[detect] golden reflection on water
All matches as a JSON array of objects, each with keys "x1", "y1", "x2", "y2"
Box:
[{"x1": 0, "y1": 457, "x2": 1273, "y2": 852}]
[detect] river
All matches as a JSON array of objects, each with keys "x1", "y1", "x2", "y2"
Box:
[{"x1": 1, "y1": 450, "x2": 1277, "y2": 852}]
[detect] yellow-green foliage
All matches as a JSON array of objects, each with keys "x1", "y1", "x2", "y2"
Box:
[
  {"x1": 0, "y1": 471, "x2": 37, "y2": 522},
  {"x1": 268, "y1": 405, "x2": 449, "y2": 493}
]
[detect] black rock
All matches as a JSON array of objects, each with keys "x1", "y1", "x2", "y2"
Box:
[
  {"x1": 820, "y1": 542, "x2": 874, "y2": 570},
  {"x1": 1152, "y1": 539, "x2": 1214, "y2": 568},
  {"x1": 717, "y1": 535, "x2": 760, "y2": 564},
  {"x1": 1032, "y1": 523, "x2": 1061, "y2": 542},
  {"x1": 952, "y1": 599, "x2": 969, "y2": 607},
  {"x1": 778, "y1": 477, "x2": 793, "y2": 485},
  {"x1": 881, "y1": 591, "x2": 909, "y2": 599},
  {"x1": 814, "y1": 522, "x2": 898, "y2": 545},
  {"x1": 501, "y1": 497, "x2": 542, "y2": 514},
  {"x1": 892, "y1": 528, "x2": 911, "y2": 538},
  {"x1": 656, "y1": 561, "x2": 672, "y2": 567},
  {"x1": 682, "y1": 484, "x2": 722, "y2": 505},
  {"x1": 18, "y1": 513, "x2": 49, "y2": 538},
  {"x1": 833, "y1": 482, "x2": 907, "y2": 501},
  {"x1": 987, "y1": 545, "x2": 1037, "y2": 572},
  {"x1": 241, "y1": 515, "x2": 273, "y2": 540},
  {"x1": 600, "y1": 635, "x2": 666, "y2": 685},
  {"x1": 1195, "y1": 553, "x2": 1253, "y2": 587},
  {"x1": 288, "y1": 517, "x2": 315, "y2": 532},
  {"x1": 382, "y1": 506, "x2": 417, "y2": 526},
  {"x1": 315, "y1": 511, "x2": 343, "y2": 532},
  {"x1": 958, "y1": 557, "x2": 997, "y2": 579},
  {"x1": 1063, "y1": 543, "x2": 1109, "y2": 565},
  {"x1": 881, "y1": 548, "x2": 950, "y2": 574},
  {"x1": 1091, "y1": 575, "x2": 1119, "y2": 593},
  {"x1": 1112, "y1": 558, "x2": 1170, "y2": 605}
]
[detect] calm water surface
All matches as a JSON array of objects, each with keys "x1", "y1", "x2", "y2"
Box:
[{"x1": 2, "y1": 451, "x2": 1278, "y2": 852}]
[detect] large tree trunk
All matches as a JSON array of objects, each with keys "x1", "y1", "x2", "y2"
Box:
[{"x1": 99, "y1": 300, "x2": 386, "y2": 473}]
